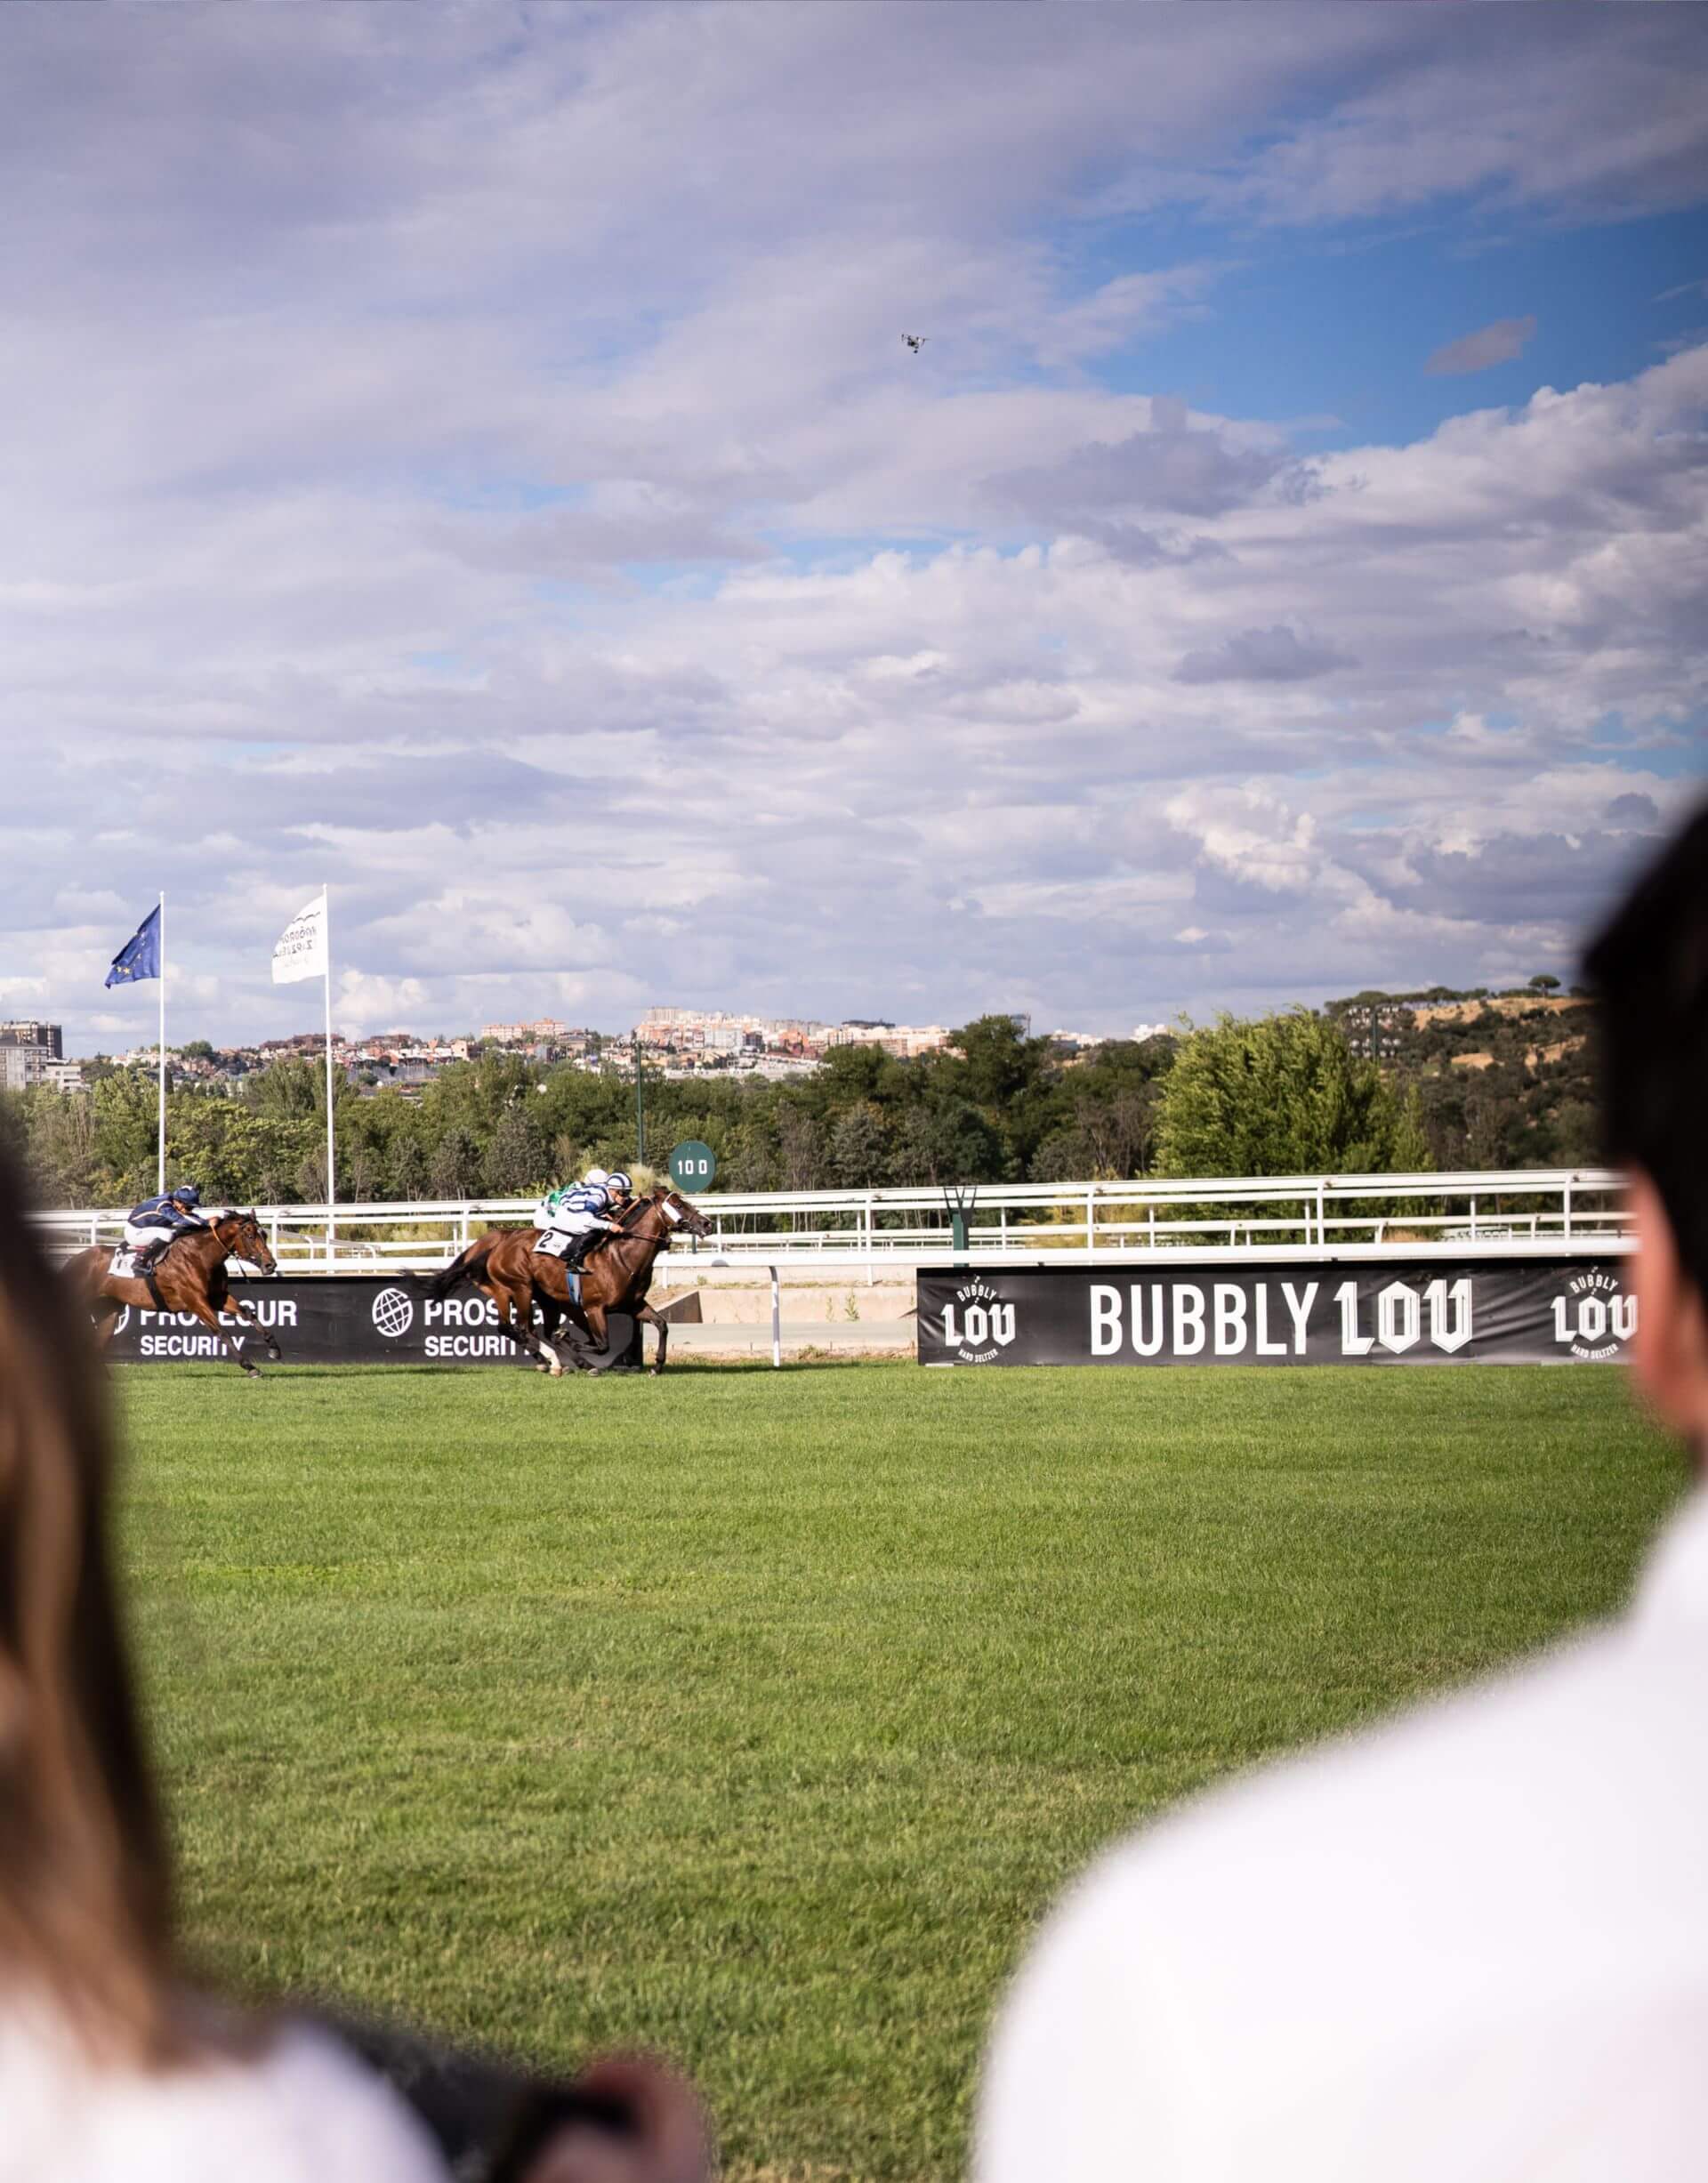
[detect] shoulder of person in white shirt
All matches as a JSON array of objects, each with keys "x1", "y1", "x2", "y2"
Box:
[{"x1": 978, "y1": 798, "x2": 1708, "y2": 2183}]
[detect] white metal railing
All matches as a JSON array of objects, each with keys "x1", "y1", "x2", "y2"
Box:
[{"x1": 28, "y1": 1170, "x2": 1631, "y2": 1276}]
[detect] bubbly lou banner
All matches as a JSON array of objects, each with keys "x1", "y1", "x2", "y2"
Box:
[
  {"x1": 101, "y1": 1276, "x2": 640, "y2": 1370},
  {"x1": 916, "y1": 1260, "x2": 1635, "y2": 1368}
]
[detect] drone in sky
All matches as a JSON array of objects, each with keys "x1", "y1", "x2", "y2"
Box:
[{"x1": 904, "y1": 333, "x2": 928, "y2": 354}]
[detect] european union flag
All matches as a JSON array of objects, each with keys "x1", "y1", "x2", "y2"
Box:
[{"x1": 105, "y1": 905, "x2": 161, "y2": 987}]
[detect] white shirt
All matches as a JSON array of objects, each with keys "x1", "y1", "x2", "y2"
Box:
[
  {"x1": 979, "y1": 1486, "x2": 1708, "y2": 2183},
  {"x1": 0, "y1": 2011, "x2": 447, "y2": 2183}
]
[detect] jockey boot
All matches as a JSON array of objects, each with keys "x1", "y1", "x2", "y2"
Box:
[{"x1": 133, "y1": 1237, "x2": 167, "y2": 1275}]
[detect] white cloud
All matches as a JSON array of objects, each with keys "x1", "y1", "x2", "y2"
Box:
[{"x1": 0, "y1": 6, "x2": 1704, "y2": 1049}]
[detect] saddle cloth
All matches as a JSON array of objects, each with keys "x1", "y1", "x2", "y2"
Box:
[
  {"x1": 110, "y1": 1247, "x2": 138, "y2": 1278},
  {"x1": 529, "y1": 1235, "x2": 582, "y2": 1304}
]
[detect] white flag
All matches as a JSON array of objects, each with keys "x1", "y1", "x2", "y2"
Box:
[{"x1": 271, "y1": 893, "x2": 328, "y2": 984}]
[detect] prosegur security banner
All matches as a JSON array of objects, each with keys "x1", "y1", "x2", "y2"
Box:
[
  {"x1": 915, "y1": 1259, "x2": 1636, "y2": 1368},
  {"x1": 100, "y1": 1276, "x2": 640, "y2": 1368}
]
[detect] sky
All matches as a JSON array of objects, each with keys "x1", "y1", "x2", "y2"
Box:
[{"x1": 0, "y1": 3, "x2": 1704, "y2": 1056}]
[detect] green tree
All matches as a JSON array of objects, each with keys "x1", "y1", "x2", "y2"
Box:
[
  {"x1": 387, "y1": 1130, "x2": 429, "y2": 1201},
  {"x1": 241, "y1": 1057, "x2": 322, "y2": 1121},
  {"x1": 91, "y1": 1069, "x2": 162, "y2": 1200},
  {"x1": 429, "y1": 1125, "x2": 481, "y2": 1199},
  {"x1": 0, "y1": 1091, "x2": 24, "y2": 1172},
  {"x1": 826, "y1": 1102, "x2": 893, "y2": 1188},
  {"x1": 775, "y1": 1104, "x2": 825, "y2": 1189},
  {"x1": 486, "y1": 1103, "x2": 548, "y2": 1195},
  {"x1": 1156, "y1": 1011, "x2": 1430, "y2": 1178},
  {"x1": 1529, "y1": 973, "x2": 1561, "y2": 992},
  {"x1": 166, "y1": 1098, "x2": 278, "y2": 1203},
  {"x1": 943, "y1": 1016, "x2": 1051, "y2": 1108}
]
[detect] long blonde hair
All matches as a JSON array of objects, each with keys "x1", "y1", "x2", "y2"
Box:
[{"x1": 0, "y1": 1141, "x2": 182, "y2": 2062}]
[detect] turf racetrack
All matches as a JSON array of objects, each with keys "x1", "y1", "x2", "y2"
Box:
[{"x1": 117, "y1": 1361, "x2": 1681, "y2": 2182}]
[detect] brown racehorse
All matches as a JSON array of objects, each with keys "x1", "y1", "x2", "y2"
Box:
[
  {"x1": 66, "y1": 1212, "x2": 284, "y2": 1378},
  {"x1": 427, "y1": 1184, "x2": 714, "y2": 1377}
]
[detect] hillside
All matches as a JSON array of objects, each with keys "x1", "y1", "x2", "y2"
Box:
[{"x1": 1327, "y1": 989, "x2": 1602, "y2": 1170}]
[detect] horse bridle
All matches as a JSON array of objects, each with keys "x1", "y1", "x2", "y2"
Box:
[
  {"x1": 212, "y1": 1211, "x2": 275, "y2": 1275},
  {"x1": 611, "y1": 1188, "x2": 698, "y2": 1239}
]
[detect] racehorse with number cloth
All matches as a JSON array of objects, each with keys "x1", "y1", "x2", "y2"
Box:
[
  {"x1": 66, "y1": 1211, "x2": 284, "y2": 1376},
  {"x1": 426, "y1": 1181, "x2": 713, "y2": 1375}
]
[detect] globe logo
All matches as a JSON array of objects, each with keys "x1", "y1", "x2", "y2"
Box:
[{"x1": 371, "y1": 1286, "x2": 415, "y2": 1339}]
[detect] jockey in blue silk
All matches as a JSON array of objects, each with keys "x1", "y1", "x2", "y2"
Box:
[{"x1": 123, "y1": 1183, "x2": 206, "y2": 1273}]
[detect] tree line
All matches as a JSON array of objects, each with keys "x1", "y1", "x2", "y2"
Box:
[
  {"x1": 4, "y1": 1013, "x2": 1414, "y2": 1207},
  {"x1": 5, "y1": 1002, "x2": 1595, "y2": 1211}
]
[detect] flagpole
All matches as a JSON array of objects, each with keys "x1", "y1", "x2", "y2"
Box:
[
  {"x1": 157, "y1": 890, "x2": 166, "y2": 1195},
  {"x1": 323, "y1": 882, "x2": 336, "y2": 1255}
]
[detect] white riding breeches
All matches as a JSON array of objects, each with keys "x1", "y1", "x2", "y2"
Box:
[
  {"x1": 536, "y1": 1211, "x2": 609, "y2": 1258},
  {"x1": 123, "y1": 1221, "x2": 165, "y2": 1250}
]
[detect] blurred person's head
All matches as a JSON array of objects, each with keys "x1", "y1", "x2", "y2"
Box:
[
  {"x1": 1585, "y1": 799, "x2": 1708, "y2": 1454},
  {"x1": 0, "y1": 1140, "x2": 181, "y2": 2063}
]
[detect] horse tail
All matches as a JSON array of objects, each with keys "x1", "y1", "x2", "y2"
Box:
[{"x1": 426, "y1": 1234, "x2": 495, "y2": 1300}]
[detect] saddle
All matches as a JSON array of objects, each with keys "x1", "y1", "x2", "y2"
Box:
[
  {"x1": 116, "y1": 1232, "x2": 179, "y2": 1309},
  {"x1": 532, "y1": 1230, "x2": 609, "y2": 1267}
]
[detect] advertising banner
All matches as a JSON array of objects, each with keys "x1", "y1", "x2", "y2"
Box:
[
  {"x1": 916, "y1": 1259, "x2": 1634, "y2": 1368},
  {"x1": 101, "y1": 1276, "x2": 641, "y2": 1371}
]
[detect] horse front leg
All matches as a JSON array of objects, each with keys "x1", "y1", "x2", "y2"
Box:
[
  {"x1": 189, "y1": 1298, "x2": 260, "y2": 1377},
  {"x1": 635, "y1": 1299, "x2": 668, "y2": 1377},
  {"x1": 225, "y1": 1293, "x2": 282, "y2": 1363}
]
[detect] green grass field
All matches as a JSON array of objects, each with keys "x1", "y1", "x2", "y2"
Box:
[{"x1": 117, "y1": 1360, "x2": 1682, "y2": 2181}]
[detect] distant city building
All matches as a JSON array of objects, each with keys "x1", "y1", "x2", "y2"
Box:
[
  {"x1": 0, "y1": 1019, "x2": 62, "y2": 1059},
  {"x1": 0, "y1": 1022, "x2": 77, "y2": 1092},
  {"x1": 480, "y1": 1017, "x2": 583, "y2": 1051},
  {"x1": 637, "y1": 1007, "x2": 957, "y2": 1067},
  {"x1": 1132, "y1": 1022, "x2": 1172, "y2": 1043}
]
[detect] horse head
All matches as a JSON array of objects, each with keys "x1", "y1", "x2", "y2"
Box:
[
  {"x1": 616, "y1": 1186, "x2": 714, "y2": 1243},
  {"x1": 653, "y1": 1183, "x2": 714, "y2": 1241},
  {"x1": 215, "y1": 1209, "x2": 279, "y2": 1277}
]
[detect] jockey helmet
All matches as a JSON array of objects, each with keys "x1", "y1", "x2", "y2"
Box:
[
  {"x1": 584, "y1": 1166, "x2": 609, "y2": 1188},
  {"x1": 607, "y1": 1171, "x2": 632, "y2": 1196},
  {"x1": 173, "y1": 1183, "x2": 202, "y2": 1206}
]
